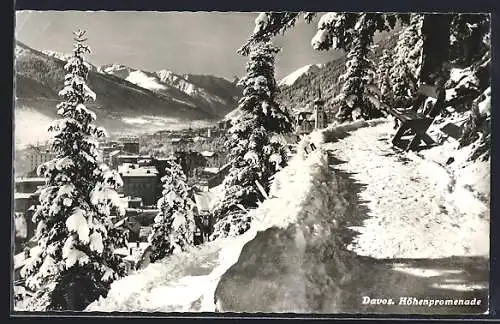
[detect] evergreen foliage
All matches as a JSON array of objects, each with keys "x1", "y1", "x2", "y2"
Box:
[
  {"x1": 149, "y1": 159, "x2": 195, "y2": 262},
  {"x1": 312, "y1": 13, "x2": 393, "y2": 121},
  {"x1": 376, "y1": 49, "x2": 394, "y2": 105},
  {"x1": 20, "y1": 30, "x2": 127, "y2": 311},
  {"x1": 212, "y1": 41, "x2": 292, "y2": 239},
  {"x1": 389, "y1": 14, "x2": 424, "y2": 108}
]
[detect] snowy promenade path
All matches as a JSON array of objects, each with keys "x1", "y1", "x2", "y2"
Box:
[{"x1": 322, "y1": 121, "x2": 489, "y2": 259}]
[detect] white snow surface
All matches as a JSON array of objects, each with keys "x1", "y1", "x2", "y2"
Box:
[
  {"x1": 125, "y1": 70, "x2": 166, "y2": 91},
  {"x1": 321, "y1": 120, "x2": 489, "y2": 259},
  {"x1": 65, "y1": 208, "x2": 90, "y2": 244},
  {"x1": 278, "y1": 64, "x2": 323, "y2": 87}
]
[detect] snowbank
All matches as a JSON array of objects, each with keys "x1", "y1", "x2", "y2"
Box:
[
  {"x1": 86, "y1": 238, "x2": 230, "y2": 312},
  {"x1": 215, "y1": 135, "x2": 359, "y2": 312}
]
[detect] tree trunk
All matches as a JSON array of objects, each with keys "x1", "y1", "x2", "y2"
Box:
[{"x1": 420, "y1": 14, "x2": 451, "y2": 85}]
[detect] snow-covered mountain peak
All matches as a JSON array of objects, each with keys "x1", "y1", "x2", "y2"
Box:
[
  {"x1": 101, "y1": 63, "x2": 129, "y2": 73},
  {"x1": 125, "y1": 70, "x2": 167, "y2": 91},
  {"x1": 42, "y1": 50, "x2": 73, "y2": 62},
  {"x1": 278, "y1": 64, "x2": 324, "y2": 87},
  {"x1": 156, "y1": 69, "x2": 179, "y2": 82}
]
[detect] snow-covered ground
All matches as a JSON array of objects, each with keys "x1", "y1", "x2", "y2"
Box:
[
  {"x1": 85, "y1": 236, "x2": 249, "y2": 312},
  {"x1": 320, "y1": 121, "x2": 489, "y2": 259}
]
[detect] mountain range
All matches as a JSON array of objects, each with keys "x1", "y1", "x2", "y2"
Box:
[{"x1": 14, "y1": 41, "x2": 242, "y2": 146}]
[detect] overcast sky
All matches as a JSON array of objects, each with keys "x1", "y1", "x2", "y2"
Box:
[{"x1": 15, "y1": 11, "x2": 342, "y2": 80}]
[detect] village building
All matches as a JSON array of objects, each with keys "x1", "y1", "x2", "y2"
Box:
[
  {"x1": 116, "y1": 154, "x2": 140, "y2": 165},
  {"x1": 217, "y1": 119, "x2": 232, "y2": 131},
  {"x1": 118, "y1": 164, "x2": 159, "y2": 206},
  {"x1": 24, "y1": 145, "x2": 56, "y2": 174},
  {"x1": 294, "y1": 89, "x2": 329, "y2": 135},
  {"x1": 201, "y1": 151, "x2": 221, "y2": 168},
  {"x1": 119, "y1": 136, "x2": 140, "y2": 154},
  {"x1": 15, "y1": 177, "x2": 47, "y2": 193},
  {"x1": 294, "y1": 109, "x2": 315, "y2": 135}
]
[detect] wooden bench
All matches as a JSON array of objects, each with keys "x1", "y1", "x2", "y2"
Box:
[{"x1": 386, "y1": 84, "x2": 445, "y2": 151}]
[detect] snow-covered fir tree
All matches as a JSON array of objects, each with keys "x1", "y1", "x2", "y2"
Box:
[
  {"x1": 450, "y1": 14, "x2": 491, "y2": 67},
  {"x1": 149, "y1": 158, "x2": 195, "y2": 262},
  {"x1": 20, "y1": 30, "x2": 127, "y2": 311},
  {"x1": 211, "y1": 41, "x2": 292, "y2": 239},
  {"x1": 314, "y1": 13, "x2": 387, "y2": 121},
  {"x1": 376, "y1": 49, "x2": 394, "y2": 105},
  {"x1": 389, "y1": 14, "x2": 424, "y2": 107}
]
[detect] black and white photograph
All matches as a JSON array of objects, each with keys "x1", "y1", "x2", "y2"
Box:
[{"x1": 12, "y1": 11, "x2": 491, "y2": 315}]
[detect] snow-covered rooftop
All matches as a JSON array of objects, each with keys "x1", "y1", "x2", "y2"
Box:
[
  {"x1": 14, "y1": 192, "x2": 35, "y2": 200},
  {"x1": 202, "y1": 167, "x2": 219, "y2": 174},
  {"x1": 117, "y1": 154, "x2": 140, "y2": 159},
  {"x1": 201, "y1": 151, "x2": 216, "y2": 158},
  {"x1": 119, "y1": 164, "x2": 158, "y2": 177},
  {"x1": 14, "y1": 252, "x2": 27, "y2": 270},
  {"x1": 15, "y1": 177, "x2": 48, "y2": 183}
]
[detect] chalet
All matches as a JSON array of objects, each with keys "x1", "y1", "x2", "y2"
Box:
[
  {"x1": 201, "y1": 151, "x2": 220, "y2": 168},
  {"x1": 294, "y1": 91, "x2": 328, "y2": 134},
  {"x1": 295, "y1": 110, "x2": 314, "y2": 135},
  {"x1": 113, "y1": 208, "x2": 159, "y2": 242}
]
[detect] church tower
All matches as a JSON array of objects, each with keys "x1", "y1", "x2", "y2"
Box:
[{"x1": 314, "y1": 86, "x2": 326, "y2": 129}]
